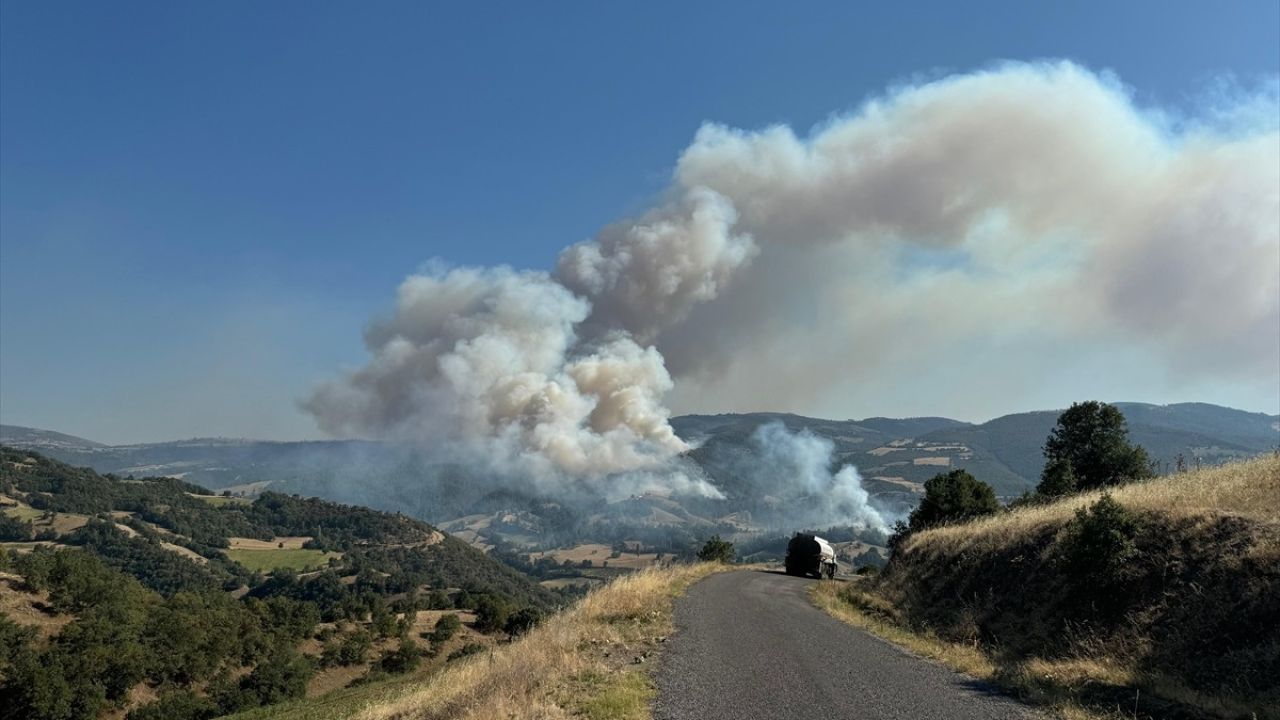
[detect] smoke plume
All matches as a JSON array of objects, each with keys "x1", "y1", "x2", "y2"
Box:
[
  {"x1": 307, "y1": 61, "x2": 1278, "y2": 513},
  {"x1": 745, "y1": 422, "x2": 890, "y2": 532}
]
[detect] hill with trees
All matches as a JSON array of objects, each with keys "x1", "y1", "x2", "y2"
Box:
[
  {"x1": 0, "y1": 447, "x2": 559, "y2": 720},
  {"x1": 814, "y1": 405, "x2": 1280, "y2": 719}
]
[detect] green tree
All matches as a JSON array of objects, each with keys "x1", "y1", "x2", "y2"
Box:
[
  {"x1": 1035, "y1": 458, "x2": 1077, "y2": 499},
  {"x1": 503, "y1": 607, "x2": 543, "y2": 637},
  {"x1": 472, "y1": 596, "x2": 510, "y2": 634},
  {"x1": 1039, "y1": 401, "x2": 1153, "y2": 494},
  {"x1": 697, "y1": 535, "x2": 735, "y2": 563},
  {"x1": 906, "y1": 470, "x2": 999, "y2": 532},
  {"x1": 428, "y1": 613, "x2": 462, "y2": 644},
  {"x1": 375, "y1": 638, "x2": 422, "y2": 674},
  {"x1": 126, "y1": 690, "x2": 216, "y2": 720}
]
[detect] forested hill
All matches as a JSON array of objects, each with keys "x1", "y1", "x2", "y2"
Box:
[{"x1": 0, "y1": 447, "x2": 559, "y2": 720}]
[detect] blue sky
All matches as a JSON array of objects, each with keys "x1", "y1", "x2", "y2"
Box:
[{"x1": 2, "y1": 2, "x2": 1278, "y2": 443}]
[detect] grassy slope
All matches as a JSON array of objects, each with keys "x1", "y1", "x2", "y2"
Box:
[
  {"x1": 814, "y1": 456, "x2": 1280, "y2": 720},
  {"x1": 230, "y1": 563, "x2": 732, "y2": 720}
]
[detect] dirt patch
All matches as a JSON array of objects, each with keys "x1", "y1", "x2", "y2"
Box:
[
  {"x1": 160, "y1": 542, "x2": 208, "y2": 564},
  {"x1": 912, "y1": 456, "x2": 951, "y2": 467}
]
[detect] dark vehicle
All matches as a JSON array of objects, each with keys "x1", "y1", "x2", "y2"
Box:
[{"x1": 785, "y1": 533, "x2": 836, "y2": 579}]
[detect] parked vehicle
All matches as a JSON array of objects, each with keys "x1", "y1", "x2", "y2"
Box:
[{"x1": 784, "y1": 533, "x2": 836, "y2": 579}]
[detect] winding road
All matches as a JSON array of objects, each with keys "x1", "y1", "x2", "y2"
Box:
[{"x1": 652, "y1": 570, "x2": 1036, "y2": 720}]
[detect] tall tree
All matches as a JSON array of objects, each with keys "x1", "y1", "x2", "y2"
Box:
[
  {"x1": 906, "y1": 469, "x2": 999, "y2": 532},
  {"x1": 1039, "y1": 401, "x2": 1153, "y2": 496}
]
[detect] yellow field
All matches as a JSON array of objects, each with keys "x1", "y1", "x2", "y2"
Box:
[
  {"x1": 1, "y1": 504, "x2": 44, "y2": 521},
  {"x1": 529, "y1": 543, "x2": 662, "y2": 570},
  {"x1": 228, "y1": 536, "x2": 315, "y2": 550}
]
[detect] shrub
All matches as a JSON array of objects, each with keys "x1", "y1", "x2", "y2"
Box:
[
  {"x1": 1059, "y1": 493, "x2": 1142, "y2": 601},
  {"x1": 428, "y1": 612, "x2": 462, "y2": 644},
  {"x1": 126, "y1": 690, "x2": 216, "y2": 720},
  {"x1": 503, "y1": 607, "x2": 543, "y2": 637},
  {"x1": 375, "y1": 638, "x2": 422, "y2": 675},
  {"x1": 697, "y1": 535, "x2": 735, "y2": 563},
  {"x1": 446, "y1": 642, "x2": 486, "y2": 661},
  {"x1": 426, "y1": 589, "x2": 451, "y2": 610},
  {"x1": 326, "y1": 630, "x2": 371, "y2": 666},
  {"x1": 472, "y1": 596, "x2": 510, "y2": 634}
]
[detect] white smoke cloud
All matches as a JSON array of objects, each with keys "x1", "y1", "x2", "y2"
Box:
[
  {"x1": 660, "y1": 61, "x2": 1278, "y2": 413},
  {"x1": 749, "y1": 422, "x2": 891, "y2": 532},
  {"x1": 555, "y1": 186, "x2": 756, "y2": 343},
  {"x1": 302, "y1": 265, "x2": 716, "y2": 498},
  {"x1": 307, "y1": 61, "x2": 1278, "y2": 508}
]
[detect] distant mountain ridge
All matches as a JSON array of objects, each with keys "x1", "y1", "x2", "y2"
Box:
[{"x1": 4, "y1": 401, "x2": 1277, "y2": 518}]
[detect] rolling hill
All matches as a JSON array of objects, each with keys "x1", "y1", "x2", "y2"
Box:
[
  {"x1": 0, "y1": 447, "x2": 560, "y2": 720},
  {"x1": 3, "y1": 402, "x2": 1276, "y2": 552}
]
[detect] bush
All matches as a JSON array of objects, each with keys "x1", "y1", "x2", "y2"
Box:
[
  {"x1": 0, "y1": 514, "x2": 33, "y2": 542},
  {"x1": 446, "y1": 642, "x2": 486, "y2": 661},
  {"x1": 375, "y1": 638, "x2": 421, "y2": 675},
  {"x1": 1061, "y1": 493, "x2": 1141, "y2": 583},
  {"x1": 237, "y1": 648, "x2": 314, "y2": 708},
  {"x1": 503, "y1": 607, "x2": 543, "y2": 636},
  {"x1": 472, "y1": 596, "x2": 510, "y2": 634},
  {"x1": 127, "y1": 690, "x2": 216, "y2": 720},
  {"x1": 427, "y1": 613, "x2": 462, "y2": 644},
  {"x1": 697, "y1": 535, "x2": 735, "y2": 563},
  {"x1": 426, "y1": 589, "x2": 451, "y2": 610},
  {"x1": 324, "y1": 630, "x2": 371, "y2": 666}
]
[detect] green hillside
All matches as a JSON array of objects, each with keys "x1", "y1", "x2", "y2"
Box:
[{"x1": 0, "y1": 447, "x2": 559, "y2": 720}]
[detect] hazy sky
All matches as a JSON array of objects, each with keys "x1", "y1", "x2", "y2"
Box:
[{"x1": 2, "y1": 2, "x2": 1278, "y2": 444}]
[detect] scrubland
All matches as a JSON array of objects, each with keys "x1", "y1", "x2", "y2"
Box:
[
  {"x1": 234, "y1": 562, "x2": 730, "y2": 720},
  {"x1": 814, "y1": 455, "x2": 1280, "y2": 720}
]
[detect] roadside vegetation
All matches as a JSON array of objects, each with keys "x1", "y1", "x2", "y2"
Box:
[
  {"x1": 229, "y1": 562, "x2": 731, "y2": 720},
  {"x1": 817, "y1": 402, "x2": 1279, "y2": 720}
]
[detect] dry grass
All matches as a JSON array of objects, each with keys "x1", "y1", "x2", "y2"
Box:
[
  {"x1": 810, "y1": 580, "x2": 996, "y2": 679},
  {"x1": 228, "y1": 536, "x2": 314, "y2": 550},
  {"x1": 346, "y1": 562, "x2": 731, "y2": 720},
  {"x1": 528, "y1": 543, "x2": 662, "y2": 570},
  {"x1": 914, "y1": 455, "x2": 1280, "y2": 551}
]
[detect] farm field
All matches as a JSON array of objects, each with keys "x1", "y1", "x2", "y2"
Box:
[{"x1": 528, "y1": 542, "x2": 663, "y2": 570}]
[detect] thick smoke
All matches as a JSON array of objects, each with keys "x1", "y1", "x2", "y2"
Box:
[
  {"x1": 307, "y1": 61, "x2": 1278, "y2": 514},
  {"x1": 302, "y1": 266, "x2": 715, "y2": 499},
  {"x1": 745, "y1": 422, "x2": 891, "y2": 533}
]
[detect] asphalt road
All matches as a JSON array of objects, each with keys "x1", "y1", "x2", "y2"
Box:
[{"x1": 652, "y1": 570, "x2": 1036, "y2": 720}]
